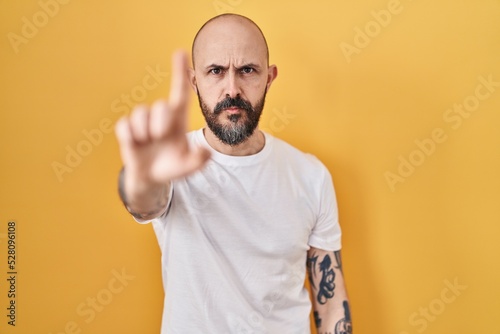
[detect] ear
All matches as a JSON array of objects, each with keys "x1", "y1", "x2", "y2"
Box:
[
  {"x1": 188, "y1": 67, "x2": 198, "y2": 94},
  {"x1": 266, "y1": 65, "x2": 278, "y2": 91}
]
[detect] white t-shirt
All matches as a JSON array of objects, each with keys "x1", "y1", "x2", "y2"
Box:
[{"x1": 139, "y1": 129, "x2": 342, "y2": 334}]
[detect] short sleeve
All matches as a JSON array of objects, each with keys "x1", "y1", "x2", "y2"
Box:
[{"x1": 307, "y1": 166, "x2": 342, "y2": 251}]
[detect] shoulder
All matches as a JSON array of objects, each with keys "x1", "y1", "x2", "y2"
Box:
[
  {"x1": 268, "y1": 133, "x2": 329, "y2": 174},
  {"x1": 186, "y1": 129, "x2": 202, "y2": 143}
]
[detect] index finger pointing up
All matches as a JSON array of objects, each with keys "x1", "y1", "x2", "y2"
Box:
[{"x1": 168, "y1": 50, "x2": 190, "y2": 111}]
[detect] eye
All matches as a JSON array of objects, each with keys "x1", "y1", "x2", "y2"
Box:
[
  {"x1": 209, "y1": 67, "x2": 223, "y2": 75},
  {"x1": 241, "y1": 67, "x2": 254, "y2": 74}
]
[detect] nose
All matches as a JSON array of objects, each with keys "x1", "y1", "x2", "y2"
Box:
[{"x1": 224, "y1": 71, "x2": 242, "y2": 98}]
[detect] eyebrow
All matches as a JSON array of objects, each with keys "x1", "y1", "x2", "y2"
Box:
[{"x1": 204, "y1": 63, "x2": 262, "y2": 71}]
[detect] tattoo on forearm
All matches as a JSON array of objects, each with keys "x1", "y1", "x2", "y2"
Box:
[
  {"x1": 308, "y1": 251, "x2": 337, "y2": 305},
  {"x1": 317, "y1": 254, "x2": 336, "y2": 304},
  {"x1": 334, "y1": 300, "x2": 352, "y2": 334},
  {"x1": 307, "y1": 254, "x2": 318, "y2": 289},
  {"x1": 334, "y1": 250, "x2": 343, "y2": 274},
  {"x1": 118, "y1": 166, "x2": 128, "y2": 205},
  {"x1": 312, "y1": 251, "x2": 350, "y2": 334},
  {"x1": 118, "y1": 166, "x2": 168, "y2": 219},
  {"x1": 314, "y1": 311, "x2": 322, "y2": 328},
  {"x1": 129, "y1": 209, "x2": 162, "y2": 220}
]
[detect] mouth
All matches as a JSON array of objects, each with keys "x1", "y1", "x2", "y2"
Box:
[{"x1": 224, "y1": 107, "x2": 243, "y2": 114}]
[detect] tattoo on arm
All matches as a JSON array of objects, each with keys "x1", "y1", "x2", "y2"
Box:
[
  {"x1": 317, "y1": 254, "x2": 336, "y2": 304},
  {"x1": 307, "y1": 253, "x2": 318, "y2": 289},
  {"x1": 334, "y1": 250, "x2": 343, "y2": 274},
  {"x1": 311, "y1": 251, "x2": 351, "y2": 334},
  {"x1": 334, "y1": 300, "x2": 352, "y2": 334},
  {"x1": 118, "y1": 167, "x2": 169, "y2": 219},
  {"x1": 314, "y1": 311, "x2": 322, "y2": 328},
  {"x1": 307, "y1": 251, "x2": 336, "y2": 305},
  {"x1": 128, "y1": 208, "x2": 165, "y2": 220},
  {"x1": 118, "y1": 166, "x2": 128, "y2": 206}
]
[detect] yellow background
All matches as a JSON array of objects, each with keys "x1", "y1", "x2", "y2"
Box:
[{"x1": 1, "y1": 0, "x2": 499, "y2": 333}]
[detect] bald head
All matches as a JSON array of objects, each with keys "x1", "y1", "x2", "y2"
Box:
[{"x1": 191, "y1": 14, "x2": 269, "y2": 69}]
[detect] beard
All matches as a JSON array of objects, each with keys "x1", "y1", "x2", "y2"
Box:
[{"x1": 197, "y1": 89, "x2": 267, "y2": 146}]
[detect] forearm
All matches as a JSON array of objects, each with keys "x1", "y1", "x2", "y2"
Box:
[
  {"x1": 118, "y1": 167, "x2": 171, "y2": 220},
  {"x1": 307, "y1": 249, "x2": 352, "y2": 333},
  {"x1": 311, "y1": 275, "x2": 351, "y2": 333}
]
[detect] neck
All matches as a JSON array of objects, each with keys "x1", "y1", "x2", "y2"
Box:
[{"x1": 203, "y1": 127, "x2": 265, "y2": 156}]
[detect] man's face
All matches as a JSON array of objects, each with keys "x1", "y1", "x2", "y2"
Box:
[{"x1": 190, "y1": 17, "x2": 277, "y2": 146}]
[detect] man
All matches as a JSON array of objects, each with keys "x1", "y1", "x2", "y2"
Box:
[{"x1": 115, "y1": 13, "x2": 351, "y2": 334}]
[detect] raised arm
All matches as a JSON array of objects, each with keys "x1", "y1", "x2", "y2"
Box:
[
  {"x1": 307, "y1": 246, "x2": 352, "y2": 334},
  {"x1": 114, "y1": 51, "x2": 210, "y2": 220}
]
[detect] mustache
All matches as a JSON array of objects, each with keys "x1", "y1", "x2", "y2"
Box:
[{"x1": 213, "y1": 96, "x2": 254, "y2": 115}]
